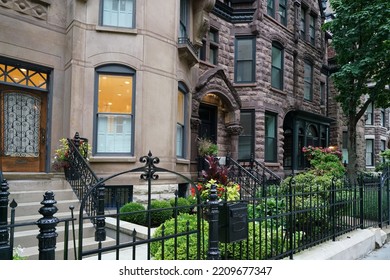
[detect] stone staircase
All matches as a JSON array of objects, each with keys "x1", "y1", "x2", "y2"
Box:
[{"x1": 4, "y1": 173, "x2": 115, "y2": 260}]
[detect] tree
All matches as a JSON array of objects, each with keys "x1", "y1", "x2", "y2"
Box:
[{"x1": 324, "y1": 0, "x2": 390, "y2": 179}]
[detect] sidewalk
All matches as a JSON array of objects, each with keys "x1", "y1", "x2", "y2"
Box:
[{"x1": 292, "y1": 226, "x2": 390, "y2": 260}]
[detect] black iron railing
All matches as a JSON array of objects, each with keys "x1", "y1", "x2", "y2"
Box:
[
  {"x1": 1, "y1": 155, "x2": 390, "y2": 260},
  {"x1": 238, "y1": 155, "x2": 282, "y2": 186},
  {"x1": 66, "y1": 132, "x2": 99, "y2": 220},
  {"x1": 225, "y1": 156, "x2": 264, "y2": 199},
  {"x1": 178, "y1": 36, "x2": 198, "y2": 56}
]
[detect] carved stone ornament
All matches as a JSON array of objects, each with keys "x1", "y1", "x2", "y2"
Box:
[
  {"x1": 191, "y1": 117, "x2": 202, "y2": 131},
  {"x1": 0, "y1": 0, "x2": 49, "y2": 21},
  {"x1": 193, "y1": 0, "x2": 216, "y2": 47},
  {"x1": 226, "y1": 124, "x2": 243, "y2": 136}
]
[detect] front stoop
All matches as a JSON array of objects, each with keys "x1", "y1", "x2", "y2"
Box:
[{"x1": 4, "y1": 173, "x2": 115, "y2": 260}]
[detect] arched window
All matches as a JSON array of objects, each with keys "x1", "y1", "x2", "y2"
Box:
[
  {"x1": 94, "y1": 64, "x2": 135, "y2": 155},
  {"x1": 306, "y1": 124, "x2": 319, "y2": 147}
]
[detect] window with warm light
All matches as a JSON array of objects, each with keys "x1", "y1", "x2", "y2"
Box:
[
  {"x1": 95, "y1": 65, "x2": 135, "y2": 154},
  {"x1": 101, "y1": 0, "x2": 135, "y2": 28},
  {"x1": 0, "y1": 63, "x2": 48, "y2": 90}
]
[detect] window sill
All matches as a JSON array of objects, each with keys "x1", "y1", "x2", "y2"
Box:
[
  {"x1": 199, "y1": 60, "x2": 218, "y2": 68},
  {"x1": 176, "y1": 158, "x2": 190, "y2": 165},
  {"x1": 233, "y1": 82, "x2": 257, "y2": 87},
  {"x1": 264, "y1": 162, "x2": 280, "y2": 167},
  {"x1": 270, "y1": 87, "x2": 286, "y2": 95},
  {"x1": 95, "y1": 25, "x2": 138, "y2": 35},
  {"x1": 89, "y1": 156, "x2": 137, "y2": 163}
]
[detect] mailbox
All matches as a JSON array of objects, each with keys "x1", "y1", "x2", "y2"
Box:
[{"x1": 218, "y1": 202, "x2": 248, "y2": 243}]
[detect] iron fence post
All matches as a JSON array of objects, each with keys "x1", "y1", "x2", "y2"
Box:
[
  {"x1": 359, "y1": 182, "x2": 364, "y2": 229},
  {"x1": 207, "y1": 183, "x2": 220, "y2": 260},
  {"x1": 0, "y1": 176, "x2": 12, "y2": 260},
  {"x1": 95, "y1": 183, "x2": 106, "y2": 242},
  {"x1": 37, "y1": 191, "x2": 59, "y2": 260},
  {"x1": 378, "y1": 177, "x2": 383, "y2": 228},
  {"x1": 331, "y1": 178, "x2": 336, "y2": 241}
]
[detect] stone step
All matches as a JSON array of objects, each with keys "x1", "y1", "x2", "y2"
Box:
[
  {"x1": 6, "y1": 178, "x2": 68, "y2": 192},
  {"x1": 9, "y1": 189, "x2": 78, "y2": 203},
  {"x1": 12, "y1": 222, "x2": 96, "y2": 249},
  {"x1": 8, "y1": 199, "x2": 80, "y2": 217},
  {"x1": 19, "y1": 236, "x2": 117, "y2": 260}
]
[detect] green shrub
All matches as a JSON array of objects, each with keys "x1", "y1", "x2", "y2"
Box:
[
  {"x1": 150, "y1": 200, "x2": 173, "y2": 227},
  {"x1": 119, "y1": 202, "x2": 146, "y2": 225},
  {"x1": 169, "y1": 197, "x2": 191, "y2": 216},
  {"x1": 223, "y1": 221, "x2": 302, "y2": 260},
  {"x1": 151, "y1": 213, "x2": 208, "y2": 260}
]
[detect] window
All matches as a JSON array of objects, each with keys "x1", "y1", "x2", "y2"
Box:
[
  {"x1": 366, "y1": 139, "x2": 374, "y2": 166},
  {"x1": 300, "y1": 7, "x2": 306, "y2": 40},
  {"x1": 381, "y1": 140, "x2": 386, "y2": 163},
  {"x1": 300, "y1": 7, "x2": 316, "y2": 45},
  {"x1": 380, "y1": 109, "x2": 385, "y2": 127},
  {"x1": 271, "y1": 43, "x2": 284, "y2": 90},
  {"x1": 95, "y1": 65, "x2": 135, "y2": 154},
  {"x1": 102, "y1": 0, "x2": 135, "y2": 28},
  {"x1": 265, "y1": 112, "x2": 277, "y2": 162},
  {"x1": 309, "y1": 14, "x2": 315, "y2": 45},
  {"x1": 177, "y1": 83, "x2": 187, "y2": 158},
  {"x1": 342, "y1": 131, "x2": 348, "y2": 165},
  {"x1": 267, "y1": 0, "x2": 287, "y2": 26},
  {"x1": 365, "y1": 102, "x2": 373, "y2": 125},
  {"x1": 320, "y1": 82, "x2": 326, "y2": 105},
  {"x1": 179, "y1": 0, "x2": 189, "y2": 38},
  {"x1": 199, "y1": 28, "x2": 219, "y2": 65},
  {"x1": 235, "y1": 37, "x2": 255, "y2": 83},
  {"x1": 238, "y1": 111, "x2": 255, "y2": 160},
  {"x1": 304, "y1": 61, "x2": 313, "y2": 101}
]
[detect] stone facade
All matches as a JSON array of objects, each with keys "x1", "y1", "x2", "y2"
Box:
[{"x1": 1, "y1": 0, "x2": 386, "y2": 185}]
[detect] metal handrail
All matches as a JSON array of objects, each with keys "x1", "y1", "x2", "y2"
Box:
[
  {"x1": 226, "y1": 155, "x2": 263, "y2": 199},
  {"x1": 66, "y1": 133, "x2": 99, "y2": 219}
]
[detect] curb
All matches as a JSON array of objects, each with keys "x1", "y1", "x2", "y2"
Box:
[{"x1": 292, "y1": 227, "x2": 388, "y2": 260}]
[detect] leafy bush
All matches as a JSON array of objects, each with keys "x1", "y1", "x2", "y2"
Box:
[
  {"x1": 151, "y1": 213, "x2": 208, "y2": 260},
  {"x1": 223, "y1": 221, "x2": 302, "y2": 259},
  {"x1": 119, "y1": 202, "x2": 146, "y2": 225},
  {"x1": 302, "y1": 146, "x2": 345, "y2": 177},
  {"x1": 169, "y1": 197, "x2": 191, "y2": 216},
  {"x1": 150, "y1": 200, "x2": 173, "y2": 227}
]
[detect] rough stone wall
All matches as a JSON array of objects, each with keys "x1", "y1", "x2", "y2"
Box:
[{"x1": 206, "y1": 0, "x2": 328, "y2": 174}]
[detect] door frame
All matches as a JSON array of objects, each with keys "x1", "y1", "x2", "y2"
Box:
[{"x1": 0, "y1": 86, "x2": 48, "y2": 172}]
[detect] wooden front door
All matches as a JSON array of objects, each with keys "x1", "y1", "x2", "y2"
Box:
[{"x1": 0, "y1": 85, "x2": 47, "y2": 172}]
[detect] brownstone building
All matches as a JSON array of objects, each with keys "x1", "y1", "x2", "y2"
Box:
[
  {"x1": 191, "y1": 0, "x2": 334, "y2": 177},
  {"x1": 1, "y1": 0, "x2": 385, "y2": 187}
]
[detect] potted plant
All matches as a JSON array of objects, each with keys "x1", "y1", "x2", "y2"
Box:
[
  {"x1": 52, "y1": 138, "x2": 91, "y2": 178},
  {"x1": 197, "y1": 137, "x2": 218, "y2": 157}
]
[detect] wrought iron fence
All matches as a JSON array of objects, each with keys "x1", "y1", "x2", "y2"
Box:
[{"x1": 1, "y1": 153, "x2": 390, "y2": 260}]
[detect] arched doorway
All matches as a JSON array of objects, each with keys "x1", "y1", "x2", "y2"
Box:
[{"x1": 190, "y1": 67, "x2": 241, "y2": 176}]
